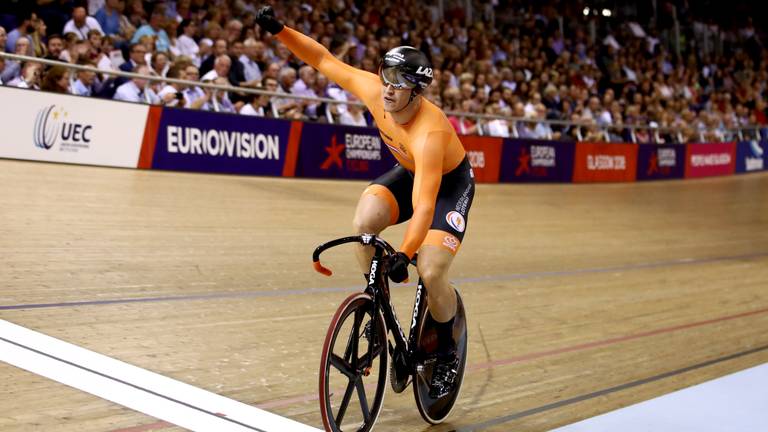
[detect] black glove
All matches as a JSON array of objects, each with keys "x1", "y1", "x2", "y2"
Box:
[
  {"x1": 255, "y1": 6, "x2": 284, "y2": 35},
  {"x1": 387, "y1": 252, "x2": 410, "y2": 283}
]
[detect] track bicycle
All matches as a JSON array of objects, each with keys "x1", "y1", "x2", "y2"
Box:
[{"x1": 313, "y1": 234, "x2": 467, "y2": 431}]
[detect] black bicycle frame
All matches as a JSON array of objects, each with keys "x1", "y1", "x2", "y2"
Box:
[{"x1": 313, "y1": 234, "x2": 427, "y2": 366}]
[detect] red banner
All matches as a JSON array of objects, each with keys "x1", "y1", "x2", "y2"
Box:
[
  {"x1": 459, "y1": 135, "x2": 502, "y2": 183},
  {"x1": 685, "y1": 142, "x2": 737, "y2": 178},
  {"x1": 573, "y1": 142, "x2": 638, "y2": 182}
]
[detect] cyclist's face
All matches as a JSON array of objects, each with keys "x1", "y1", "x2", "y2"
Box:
[{"x1": 381, "y1": 83, "x2": 411, "y2": 112}]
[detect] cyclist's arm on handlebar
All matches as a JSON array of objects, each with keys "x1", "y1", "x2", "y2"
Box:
[
  {"x1": 276, "y1": 27, "x2": 379, "y2": 104},
  {"x1": 399, "y1": 131, "x2": 447, "y2": 258}
]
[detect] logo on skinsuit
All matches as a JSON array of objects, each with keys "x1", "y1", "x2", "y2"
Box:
[
  {"x1": 443, "y1": 235, "x2": 459, "y2": 252},
  {"x1": 445, "y1": 211, "x2": 466, "y2": 233}
]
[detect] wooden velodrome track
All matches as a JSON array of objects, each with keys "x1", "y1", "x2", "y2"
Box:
[{"x1": 1, "y1": 158, "x2": 767, "y2": 432}]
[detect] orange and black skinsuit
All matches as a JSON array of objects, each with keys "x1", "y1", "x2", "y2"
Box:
[{"x1": 277, "y1": 27, "x2": 475, "y2": 258}]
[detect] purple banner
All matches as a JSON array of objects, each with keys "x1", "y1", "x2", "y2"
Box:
[
  {"x1": 636, "y1": 144, "x2": 686, "y2": 181},
  {"x1": 152, "y1": 108, "x2": 292, "y2": 176},
  {"x1": 296, "y1": 122, "x2": 398, "y2": 180},
  {"x1": 499, "y1": 139, "x2": 575, "y2": 182},
  {"x1": 734, "y1": 141, "x2": 766, "y2": 174}
]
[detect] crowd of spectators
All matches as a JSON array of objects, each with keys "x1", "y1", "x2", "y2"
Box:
[{"x1": 0, "y1": 0, "x2": 767, "y2": 142}]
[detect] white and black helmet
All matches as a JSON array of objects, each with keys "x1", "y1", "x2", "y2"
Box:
[{"x1": 378, "y1": 46, "x2": 433, "y2": 94}]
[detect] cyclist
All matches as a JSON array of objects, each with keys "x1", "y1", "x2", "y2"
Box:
[{"x1": 255, "y1": 6, "x2": 474, "y2": 398}]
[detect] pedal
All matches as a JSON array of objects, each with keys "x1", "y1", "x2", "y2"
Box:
[{"x1": 389, "y1": 348, "x2": 411, "y2": 393}]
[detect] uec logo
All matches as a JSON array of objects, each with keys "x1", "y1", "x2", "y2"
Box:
[{"x1": 34, "y1": 105, "x2": 93, "y2": 150}]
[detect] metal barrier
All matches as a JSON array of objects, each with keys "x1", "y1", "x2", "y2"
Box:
[{"x1": 1, "y1": 52, "x2": 764, "y2": 143}]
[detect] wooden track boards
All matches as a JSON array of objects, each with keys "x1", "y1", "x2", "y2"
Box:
[{"x1": 1, "y1": 159, "x2": 767, "y2": 431}]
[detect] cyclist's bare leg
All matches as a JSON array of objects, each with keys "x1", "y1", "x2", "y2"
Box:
[
  {"x1": 352, "y1": 193, "x2": 392, "y2": 273},
  {"x1": 416, "y1": 245, "x2": 457, "y2": 323}
]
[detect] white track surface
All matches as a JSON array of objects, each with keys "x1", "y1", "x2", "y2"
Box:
[{"x1": 552, "y1": 362, "x2": 768, "y2": 432}]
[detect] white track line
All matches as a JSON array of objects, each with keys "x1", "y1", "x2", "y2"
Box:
[{"x1": 0, "y1": 319, "x2": 320, "y2": 432}]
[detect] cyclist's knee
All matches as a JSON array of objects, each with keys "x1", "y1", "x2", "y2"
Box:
[
  {"x1": 352, "y1": 214, "x2": 386, "y2": 234},
  {"x1": 418, "y1": 265, "x2": 447, "y2": 288}
]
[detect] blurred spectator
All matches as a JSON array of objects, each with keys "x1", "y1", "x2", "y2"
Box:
[
  {"x1": 292, "y1": 65, "x2": 319, "y2": 118},
  {"x1": 181, "y1": 64, "x2": 209, "y2": 109},
  {"x1": 63, "y1": 6, "x2": 104, "y2": 40},
  {"x1": 240, "y1": 38, "x2": 263, "y2": 86},
  {"x1": 5, "y1": 11, "x2": 36, "y2": 55},
  {"x1": 94, "y1": 0, "x2": 122, "y2": 37},
  {"x1": 44, "y1": 34, "x2": 65, "y2": 61},
  {"x1": 119, "y1": 42, "x2": 146, "y2": 73},
  {"x1": 240, "y1": 78, "x2": 275, "y2": 117},
  {"x1": 40, "y1": 65, "x2": 70, "y2": 93},
  {"x1": 6, "y1": 61, "x2": 42, "y2": 89},
  {"x1": 201, "y1": 54, "x2": 230, "y2": 82},
  {"x1": 0, "y1": 26, "x2": 6, "y2": 54},
  {"x1": 209, "y1": 76, "x2": 235, "y2": 113},
  {"x1": 71, "y1": 59, "x2": 98, "y2": 96},
  {"x1": 150, "y1": 51, "x2": 170, "y2": 77},
  {"x1": 339, "y1": 94, "x2": 367, "y2": 127},
  {"x1": 176, "y1": 19, "x2": 199, "y2": 63},
  {"x1": 131, "y1": 9, "x2": 169, "y2": 53},
  {"x1": 157, "y1": 64, "x2": 187, "y2": 107},
  {"x1": 114, "y1": 64, "x2": 158, "y2": 103},
  {"x1": 199, "y1": 38, "x2": 227, "y2": 76}
]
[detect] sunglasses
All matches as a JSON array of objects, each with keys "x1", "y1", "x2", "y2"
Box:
[{"x1": 380, "y1": 66, "x2": 417, "y2": 90}]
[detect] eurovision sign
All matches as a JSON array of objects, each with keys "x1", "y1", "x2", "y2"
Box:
[{"x1": 151, "y1": 108, "x2": 292, "y2": 176}]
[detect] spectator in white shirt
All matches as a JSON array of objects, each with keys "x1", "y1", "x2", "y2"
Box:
[
  {"x1": 201, "y1": 54, "x2": 230, "y2": 82},
  {"x1": 114, "y1": 64, "x2": 159, "y2": 104},
  {"x1": 338, "y1": 95, "x2": 367, "y2": 127},
  {"x1": 157, "y1": 65, "x2": 188, "y2": 107},
  {"x1": 484, "y1": 105, "x2": 511, "y2": 137},
  {"x1": 176, "y1": 20, "x2": 200, "y2": 63},
  {"x1": 7, "y1": 61, "x2": 42, "y2": 89},
  {"x1": 63, "y1": 6, "x2": 104, "y2": 40},
  {"x1": 181, "y1": 64, "x2": 211, "y2": 110},
  {"x1": 240, "y1": 90, "x2": 268, "y2": 117}
]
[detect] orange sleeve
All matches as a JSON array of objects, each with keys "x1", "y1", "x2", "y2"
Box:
[
  {"x1": 275, "y1": 27, "x2": 379, "y2": 106},
  {"x1": 398, "y1": 130, "x2": 449, "y2": 258}
]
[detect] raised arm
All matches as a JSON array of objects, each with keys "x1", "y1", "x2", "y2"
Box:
[{"x1": 256, "y1": 7, "x2": 378, "y2": 105}]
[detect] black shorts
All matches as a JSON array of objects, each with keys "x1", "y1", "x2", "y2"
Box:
[{"x1": 366, "y1": 157, "x2": 475, "y2": 252}]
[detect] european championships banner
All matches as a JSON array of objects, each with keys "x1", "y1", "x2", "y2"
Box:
[
  {"x1": 572, "y1": 142, "x2": 638, "y2": 182},
  {"x1": 0, "y1": 86, "x2": 148, "y2": 168},
  {"x1": 734, "y1": 140, "x2": 766, "y2": 174},
  {"x1": 296, "y1": 122, "x2": 398, "y2": 180},
  {"x1": 150, "y1": 107, "x2": 293, "y2": 176},
  {"x1": 684, "y1": 142, "x2": 736, "y2": 178},
  {"x1": 635, "y1": 144, "x2": 686, "y2": 181},
  {"x1": 499, "y1": 138, "x2": 575, "y2": 182}
]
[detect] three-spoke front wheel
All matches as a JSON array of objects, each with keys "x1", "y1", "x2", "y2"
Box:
[{"x1": 319, "y1": 293, "x2": 388, "y2": 432}]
